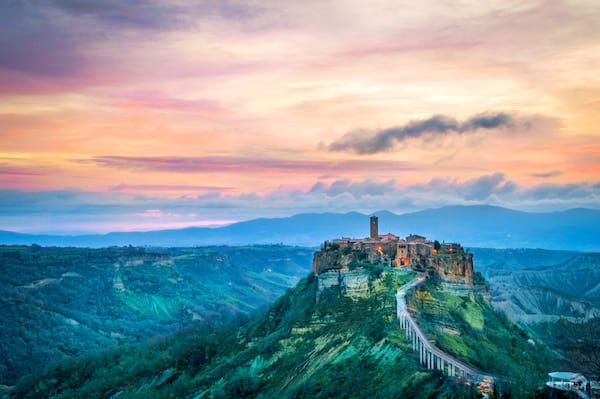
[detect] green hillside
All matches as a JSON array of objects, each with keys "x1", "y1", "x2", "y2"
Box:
[
  {"x1": 11, "y1": 267, "x2": 554, "y2": 398},
  {"x1": 470, "y1": 249, "x2": 600, "y2": 379},
  {"x1": 408, "y1": 282, "x2": 557, "y2": 396},
  {"x1": 0, "y1": 245, "x2": 312, "y2": 386}
]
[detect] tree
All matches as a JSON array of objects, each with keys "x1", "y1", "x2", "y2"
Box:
[{"x1": 554, "y1": 316, "x2": 600, "y2": 378}]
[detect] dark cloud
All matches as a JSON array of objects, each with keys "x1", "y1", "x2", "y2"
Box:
[
  {"x1": 461, "y1": 173, "x2": 518, "y2": 201},
  {"x1": 415, "y1": 173, "x2": 518, "y2": 201},
  {"x1": 48, "y1": 0, "x2": 189, "y2": 30},
  {"x1": 310, "y1": 179, "x2": 397, "y2": 198},
  {"x1": 0, "y1": 1, "x2": 85, "y2": 77},
  {"x1": 48, "y1": 0, "x2": 263, "y2": 30},
  {"x1": 328, "y1": 112, "x2": 517, "y2": 154},
  {"x1": 525, "y1": 183, "x2": 596, "y2": 200},
  {"x1": 531, "y1": 170, "x2": 563, "y2": 178},
  {"x1": 0, "y1": 0, "x2": 260, "y2": 87}
]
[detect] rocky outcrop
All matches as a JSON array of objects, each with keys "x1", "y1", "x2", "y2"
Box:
[
  {"x1": 312, "y1": 247, "x2": 344, "y2": 274},
  {"x1": 430, "y1": 253, "x2": 474, "y2": 283}
]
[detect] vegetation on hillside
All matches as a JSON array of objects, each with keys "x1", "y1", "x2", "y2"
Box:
[
  {"x1": 0, "y1": 245, "x2": 312, "y2": 385},
  {"x1": 408, "y1": 281, "x2": 558, "y2": 397},
  {"x1": 5, "y1": 245, "x2": 595, "y2": 398},
  {"x1": 12, "y1": 269, "x2": 486, "y2": 398},
  {"x1": 470, "y1": 248, "x2": 600, "y2": 382},
  {"x1": 531, "y1": 316, "x2": 600, "y2": 380}
]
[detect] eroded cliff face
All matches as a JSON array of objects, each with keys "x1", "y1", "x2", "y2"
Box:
[
  {"x1": 314, "y1": 248, "x2": 474, "y2": 283},
  {"x1": 430, "y1": 254, "x2": 474, "y2": 283},
  {"x1": 312, "y1": 248, "x2": 345, "y2": 274}
]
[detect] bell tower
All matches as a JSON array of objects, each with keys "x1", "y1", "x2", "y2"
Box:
[{"x1": 370, "y1": 216, "x2": 379, "y2": 239}]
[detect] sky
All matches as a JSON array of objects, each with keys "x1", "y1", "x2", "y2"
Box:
[{"x1": 1, "y1": 0, "x2": 599, "y2": 234}]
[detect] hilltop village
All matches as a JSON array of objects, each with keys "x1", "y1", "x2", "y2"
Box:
[{"x1": 313, "y1": 216, "x2": 475, "y2": 283}]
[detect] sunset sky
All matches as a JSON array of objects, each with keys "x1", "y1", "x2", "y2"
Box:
[{"x1": 1, "y1": 0, "x2": 599, "y2": 234}]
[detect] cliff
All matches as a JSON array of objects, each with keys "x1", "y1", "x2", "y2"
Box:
[{"x1": 431, "y1": 252, "x2": 474, "y2": 283}]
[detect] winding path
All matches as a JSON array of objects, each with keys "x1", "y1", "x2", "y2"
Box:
[{"x1": 396, "y1": 273, "x2": 495, "y2": 387}]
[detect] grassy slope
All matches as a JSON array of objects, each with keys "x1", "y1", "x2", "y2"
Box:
[{"x1": 409, "y1": 281, "x2": 559, "y2": 397}]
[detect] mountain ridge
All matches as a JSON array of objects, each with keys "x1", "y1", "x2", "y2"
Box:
[{"x1": 2, "y1": 205, "x2": 600, "y2": 250}]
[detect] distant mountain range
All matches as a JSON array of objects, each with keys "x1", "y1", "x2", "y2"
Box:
[{"x1": 2, "y1": 205, "x2": 600, "y2": 250}]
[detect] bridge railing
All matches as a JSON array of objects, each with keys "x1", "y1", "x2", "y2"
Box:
[{"x1": 546, "y1": 382, "x2": 590, "y2": 399}]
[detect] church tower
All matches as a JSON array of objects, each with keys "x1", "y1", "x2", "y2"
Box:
[{"x1": 370, "y1": 216, "x2": 379, "y2": 239}]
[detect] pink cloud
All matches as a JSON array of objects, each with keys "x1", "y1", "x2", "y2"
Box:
[
  {"x1": 109, "y1": 91, "x2": 230, "y2": 115},
  {"x1": 112, "y1": 184, "x2": 234, "y2": 192},
  {"x1": 82, "y1": 155, "x2": 416, "y2": 174}
]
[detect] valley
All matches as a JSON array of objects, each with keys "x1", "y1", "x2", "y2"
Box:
[
  {"x1": 2, "y1": 231, "x2": 599, "y2": 397},
  {"x1": 472, "y1": 249, "x2": 600, "y2": 322},
  {"x1": 0, "y1": 245, "x2": 312, "y2": 386},
  {"x1": 9, "y1": 256, "x2": 552, "y2": 398}
]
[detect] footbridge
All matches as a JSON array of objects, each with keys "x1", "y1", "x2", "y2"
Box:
[
  {"x1": 546, "y1": 372, "x2": 590, "y2": 399},
  {"x1": 396, "y1": 274, "x2": 495, "y2": 385}
]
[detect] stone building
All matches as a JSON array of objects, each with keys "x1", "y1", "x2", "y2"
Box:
[{"x1": 313, "y1": 216, "x2": 475, "y2": 286}]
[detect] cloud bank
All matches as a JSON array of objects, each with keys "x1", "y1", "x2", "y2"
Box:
[
  {"x1": 328, "y1": 112, "x2": 519, "y2": 154},
  {"x1": 1, "y1": 174, "x2": 598, "y2": 234}
]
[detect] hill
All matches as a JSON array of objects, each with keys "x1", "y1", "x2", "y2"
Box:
[
  {"x1": 467, "y1": 248, "x2": 600, "y2": 379},
  {"x1": 0, "y1": 245, "x2": 312, "y2": 386},
  {"x1": 10, "y1": 266, "x2": 554, "y2": 398},
  {"x1": 2, "y1": 205, "x2": 600, "y2": 250},
  {"x1": 471, "y1": 249, "x2": 600, "y2": 323}
]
